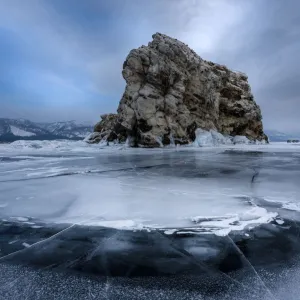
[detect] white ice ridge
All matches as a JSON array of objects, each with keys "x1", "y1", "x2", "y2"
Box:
[
  {"x1": 193, "y1": 129, "x2": 232, "y2": 147},
  {"x1": 57, "y1": 206, "x2": 277, "y2": 236},
  {"x1": 0, "y1": 139, "x2": 125, "y2": 154},
  {"x1": 262, "y1": 196, "x2": 300, "y2": 212},
  {"x1": 193, "y1": 128, "x2": 253, "y2": 147},
  {"x1": 0, "y1": 137, "x2": 298, "y2": 155},
  {"x1": 10, "y1": 125, "x2": 36, "y2": 137},
  {"x1": 191, "y1": 206, "x2": 277, "y2": 236}
]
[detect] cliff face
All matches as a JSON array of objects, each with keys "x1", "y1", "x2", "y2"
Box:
[{"x1": 92, "y1": 33, "x2": 267, "y2": 147}]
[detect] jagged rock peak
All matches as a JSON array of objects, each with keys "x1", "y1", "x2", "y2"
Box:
[{"x1": 90, "y1": 33, "x2": 267, "y2": 147}]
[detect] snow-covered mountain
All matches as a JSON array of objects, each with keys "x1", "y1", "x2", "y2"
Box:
[
  {"x1": 37, "y1": 121, "x2": 93, "y2": 139},
  {"x1": 0, "y1": 118, "x2": 93, "y2": 142},
  {"x1": 265, "y1": 130, "x2": 300, "y2": 142}
]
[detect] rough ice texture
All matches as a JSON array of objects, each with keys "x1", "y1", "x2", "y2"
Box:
[
  {"x1": 94, "y1": 33, "x2": 267, "y2": 147},
  {"x1": 191, "y1": 207, "x2": 277, "y2": 236},
  {"x1": 193, "y1": 129, "x2": 233, "y2": 147}
]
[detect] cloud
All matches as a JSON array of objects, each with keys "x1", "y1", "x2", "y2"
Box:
[{"x1": 0, "y1": 0, "x2": 299, "y2": 132}]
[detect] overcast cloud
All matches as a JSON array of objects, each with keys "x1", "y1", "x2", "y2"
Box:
[{"x1": 0, "y1": 0, "x2": 299, "y2": 132}]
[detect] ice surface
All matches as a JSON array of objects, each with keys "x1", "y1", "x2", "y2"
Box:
[
  {"x1": 1, "y1": 140, "x2": 299, "y2": 236},
  {"x1": 1, "y1": 139, "x2": 113, "y2": 154},
  {"x1": 0, "y1": 173, "x2": 255, "y2": 230},
  {"x1": 1, "y1": 140, "x2": 300, "y2": 300},
  {"x1": 1, "y1": 138, "x2": 299, "y2": 154}
]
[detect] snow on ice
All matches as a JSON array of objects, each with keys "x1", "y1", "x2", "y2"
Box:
[{"x1": 0, "y1": 138, "x2": 299, "y2": 236}]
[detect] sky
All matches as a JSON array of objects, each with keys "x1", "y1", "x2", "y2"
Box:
[{"x1": 0, "y1": 0, "x2": 299, "y2": 132}]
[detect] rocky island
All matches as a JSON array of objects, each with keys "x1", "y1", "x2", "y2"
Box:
[{"x1": 86, "y1": 33, "x2": 268, "y2": 147}]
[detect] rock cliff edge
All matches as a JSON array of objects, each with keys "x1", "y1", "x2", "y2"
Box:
[{"x1": 87, "y1": 33, "x2": 267, "y2": 147}]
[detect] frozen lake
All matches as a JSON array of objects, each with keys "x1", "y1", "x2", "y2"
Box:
[
  {"x1": 1, "y1": 140, "x2": 300, "y2": 299},
  {"x1": 1, "y1": 141, "x2": 299, "y2": 233}
]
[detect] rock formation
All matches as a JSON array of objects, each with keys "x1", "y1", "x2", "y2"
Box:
[{"x1": 90, "y1": 33, "x2": 268, "y2": 147}]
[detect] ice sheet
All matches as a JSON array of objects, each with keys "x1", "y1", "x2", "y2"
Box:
[{"x1": 0, "y1": 140, "x2": 299, "y2": 235}]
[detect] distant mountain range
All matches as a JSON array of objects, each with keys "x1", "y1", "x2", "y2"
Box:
[
  {"x1": 0, "y1": 118, "x2": 93, "y2": 142},
  {"x1": 264, "y1": 130, "x2": 300, "y2": 142},
  {"x1": 0, "y1": 118, "x2": 298, "y2": 143}
]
